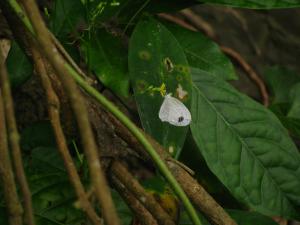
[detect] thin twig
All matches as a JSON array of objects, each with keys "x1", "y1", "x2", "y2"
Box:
[
  {"x1": 0, "y1": 44, "x2": 35, "y2": 225},
  {"x1": 220, "y1": 46, "x2": 269, "y2": 106},
  {"x1": 111, "y1": 161, "x2": 175, "y2": 225},
  {"x1": 222, "y1": 8, "x2": 261, "y2": 55},
  {"x1": 180, "y1": 9, "x2": 216, "y2": 39},
  {"x1": 50, "y1": 33, "x2": 91, "y2": 82},
  {"x1": 31, "y1": 45, "x2": 102, "y2": 225},
  {"x1": 112, "y1": 175, "x2": 158, "y2": 225},
  {"x1": 158, "y1": 13, "x2": 197, "y2": 32},
  {"x1": 18, "y1": 1, "x2": 120, "y2": 225},
  {"x1": 0, "y1": 55, "x2": 23, "y2": 225}
]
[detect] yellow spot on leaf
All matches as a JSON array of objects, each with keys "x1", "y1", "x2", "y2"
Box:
[{"x1": 139, "y1": 50, "x2": 151, "y2": 60}]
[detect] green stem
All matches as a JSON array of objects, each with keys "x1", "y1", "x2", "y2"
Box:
[
  {"x1": 6, "y1": 1, "x2": 202, "y2": 224},
  {"x1": 8, "y1": 0, "x2": 35, "y2": 34}
]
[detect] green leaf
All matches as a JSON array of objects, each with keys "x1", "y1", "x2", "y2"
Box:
[
  {"x1": 268, "y1": 103, "x2": 300, "y2": 139},
  {"x1": 164, "y1": 23, "x2": 237, "y2": 80},
  {"x1": 262, "y1": 66, "x2": 300, "y2": 104},
  {"x1": 29, "y1": 147, "x2": 66, "y2": 174},
  {"x1": 227, "y1": 209, "x2": 278, "y2": 225},
  {"x1": 28, "y1": 147, "x2": 85, "y2": 225},
  {"x1": 141, "y1": 176, "x2": 168, "y2": 194},
  {"x1": 263, "y1": 68, "x2": 300, "y2": 139},
  {"x1": 190, "y1": 68, "x2": 300, "y2": 219},
  {"x1": 129, "y1": 17, "x2": 192, "y2": 158},
  {"x1": 198, "y1": 0, "x2": 300, "y2": 9},
  {"x1": 6, "y1": 41, "x2": 32, "y2": 88},
  {"x1": 49, "y1": 0, "x2": 85, "y2": 38},
  {"x1": 285, "y1": 118, "x2": 300, "y2": 139},
  {"x1": 287, "y1": 82, "x2": 300, "y2": 119},
  {"x1": 112, "y1": 191, "x2": 132, "y2": 225},
  {"x1": 20, "y1": 121, "x2": 56, "y2": 151},
  {"x1": 81, "y1": 30, "x2": 129, "y2": 97}
]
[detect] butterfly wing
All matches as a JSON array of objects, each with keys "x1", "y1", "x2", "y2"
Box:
[
  {"x1": 159, "y1": 95, "x2": 191, "y2": 126},
  {"x1": 159, "y1": 95, "x2": 173, "y2": 122}
]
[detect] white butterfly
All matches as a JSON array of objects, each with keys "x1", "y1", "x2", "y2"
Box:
[{"x1": 159, "y1": 94, "x2": 191, "y2": 126}]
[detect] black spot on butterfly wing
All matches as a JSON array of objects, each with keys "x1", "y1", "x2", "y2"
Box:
[{"x1": 178, "y1": 116, "x2": 184, "y2": 122}]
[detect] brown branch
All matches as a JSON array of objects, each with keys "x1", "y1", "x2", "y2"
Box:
[
  {"x1": 112, "y1": 175, "x2": 158, "y2": 225},
  {"x1": 167, "y1": 161, "x2": 236, "y2": 225},
  {"x1": 31, "y1": 45, "x2": 102, "y2": 225},
  {"x1": 18, "y1": 1, "x2": 120, "y2": 225},
  {"x1": 158, "y1": 13, "x2": 197, "y2": 32},
  {"x1": 161, "y1": 10, "x2": 269, "y2": 106},
  {"x1": 180, "y1": 9, "x2": 216, "y2": 39},
  {"x1": 0, "y1": 56, "x2": 23, "y2": 225},
  {"x1": 221, "y1": 8, "x2": 261, "y2": 55},
  {"x1": 106, "y1": 113, "x2": 237, "y2": 225},
  {"x1": 0, "y1": 43, "x2": 35, "y2": 225},
  {"x1": 111, "y1": 161, "x2": 175, "y2": 225},
  {"x1": 220, "y1": 46, "x2": 269, "y2": 106}
]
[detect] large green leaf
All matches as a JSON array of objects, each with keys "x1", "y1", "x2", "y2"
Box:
[
  {"x1": 164, "y1": 23, "x2": 237, "y2": 80},
  {"x1": 262, "y1": 66, "x2": 300, "y2": 104},
  {"x1": 6, "y1": 41, "x2": 32, "y2": 88},
  {"x1": 81, "y1": 30, "x2": 129, "y2": 97},
  {"x1": 190, "y1": 68, "x2": 300, "y2": 219},
  {"x1": 199, "y1": 0, "x2": 300, "y2": 9},
  {"x1": 129, "y1": 17, "x2": 192, "y2": 158}
]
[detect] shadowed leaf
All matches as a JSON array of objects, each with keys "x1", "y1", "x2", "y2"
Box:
[{"x1": 129, "y1": 17, "x2": 192, "y2": 158}]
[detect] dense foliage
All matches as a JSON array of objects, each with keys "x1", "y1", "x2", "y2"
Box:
[{"x1": 1, "y1": 0, "x2": 300, "y2": 224}]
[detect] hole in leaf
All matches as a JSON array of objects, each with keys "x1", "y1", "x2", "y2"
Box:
[{"x1": 164, "y1": 57, "x2": 174, "y2": 72}]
